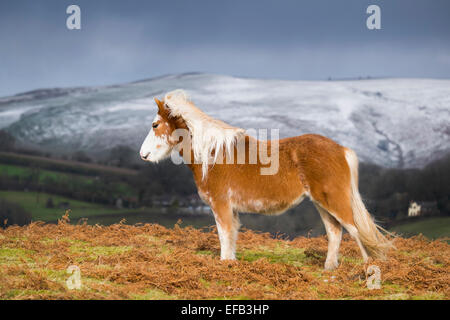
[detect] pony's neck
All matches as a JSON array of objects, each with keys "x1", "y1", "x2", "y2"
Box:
[
  {"x1": 172, "y1": 119, "x2": 204, "y2": 183},
  {"x1": 185, "y1": 151, "x2": 203, "y2": 183}
]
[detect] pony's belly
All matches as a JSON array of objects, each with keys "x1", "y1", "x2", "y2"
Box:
[{"x1": 233, "y1": 194, "x2": 306, "y2": 215}]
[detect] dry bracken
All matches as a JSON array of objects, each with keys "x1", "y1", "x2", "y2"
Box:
[{"x1": 0, "y1": 218, "x2": 448, "y2": 300}]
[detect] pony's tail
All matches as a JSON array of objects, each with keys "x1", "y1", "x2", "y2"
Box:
[{"x1": 345, "y1": 148, "x2": 394, "y2": 260}]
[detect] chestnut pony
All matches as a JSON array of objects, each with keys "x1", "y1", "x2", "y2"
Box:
[{"x1": 140, "y1": 90, "x2": 392, "y2": 270}]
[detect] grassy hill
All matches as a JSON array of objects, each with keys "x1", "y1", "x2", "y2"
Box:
[
  {"x1": 0, "y1": 152, "x2": 138, "y2": 177},
  {"x1": 0, "y1": 163, "x2": 134, "y2": 195},
  {"x1": 390, "y1": 217, "x2": 450, "y2": 240},
  {"x1": 0, "y1": 152, "x2": 141, "y2": 223},
  {"x1": 0, "y1": 191, "x2": 142, "y2": 222},
  {"x1": 0, "y1": 217, "x2": 448, "y2": 300}
]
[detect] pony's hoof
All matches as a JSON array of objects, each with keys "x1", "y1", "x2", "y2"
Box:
[
  {"x1": 324, "y1": 260, "x2": 339, "y2": 271},
  {"x1": 220, "y1": 256, "x2": 236, "y2": 261}
]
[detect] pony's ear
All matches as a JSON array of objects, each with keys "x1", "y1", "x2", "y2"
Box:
[{"x1": 154, "y1": 98, "x2": 166, "y2": 113}]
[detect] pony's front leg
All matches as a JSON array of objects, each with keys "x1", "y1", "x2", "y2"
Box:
[{"x1": 211, "y1": 203, "x2": 240, "y2": 260}]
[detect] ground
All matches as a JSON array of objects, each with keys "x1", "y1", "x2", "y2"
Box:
[{"x1": 0, "y1": 215, "x2": 449, "y2": 300}]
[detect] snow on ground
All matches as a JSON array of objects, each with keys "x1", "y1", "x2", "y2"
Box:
[{"x1": 0, "y1": 73, "x2": 449, "y2": 168}]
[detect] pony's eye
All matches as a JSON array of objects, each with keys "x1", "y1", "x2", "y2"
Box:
[{"x1": 152, "y1": 123, "x2": 159, "y2": 129}]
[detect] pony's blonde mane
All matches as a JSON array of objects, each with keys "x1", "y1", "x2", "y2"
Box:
[{"x1": 164, "y1": 89, "x2": 245, "y2": 179}]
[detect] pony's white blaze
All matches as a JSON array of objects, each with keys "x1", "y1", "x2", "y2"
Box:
[
  {"x1": 140, "y1": 90, "x2": 394, "y2": 270},
  {"x1": 140, "y1": 115, "x2": 172, "y2": 162}
]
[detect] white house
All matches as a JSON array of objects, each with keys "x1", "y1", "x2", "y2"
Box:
[{"x1": 408, "y1": 202, "x2": 421, "y2": 217}]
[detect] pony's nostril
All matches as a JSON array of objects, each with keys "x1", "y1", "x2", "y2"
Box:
[{"x1": 140, "y1": 151, "x2": 150, "y2": 160}]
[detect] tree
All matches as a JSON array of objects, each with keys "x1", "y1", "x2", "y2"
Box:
[
  {"x1": 71, "y1": 151, "x2": 92, "y2": 163},
  {"x1": 109, "y1": 145, "x2": 135, "y2": 168},
  {"x1": 0, "y1": 130, "x2": 15, "y2": 151},
  {"x1": 0, "y1": 199, "x2": 31, "y2": 227}
]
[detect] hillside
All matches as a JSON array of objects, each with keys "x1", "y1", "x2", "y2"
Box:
[
  {"x1": 0, "y1": 151, "x2": 138, "y2": 176},
  {"x1": 1, "y1": 74, "x2": 449, "y2": 168},
  {"x1": 390, "y1": 217, "x2": 450, "y2": 240},
  {"x1": 0, "y1": 218, "x2": 448, "y2": 300}
]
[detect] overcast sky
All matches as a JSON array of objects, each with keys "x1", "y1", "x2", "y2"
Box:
[{"x1": 0, "y1": 0, "x2": 449, "y2": 96}]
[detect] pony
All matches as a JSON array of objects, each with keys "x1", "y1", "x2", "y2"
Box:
[{"x1": 140, "y1": 90, "x2": 392, "y2": 270}]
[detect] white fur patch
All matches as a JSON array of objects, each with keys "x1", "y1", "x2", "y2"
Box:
[
  {"x1": 230, "y1": 193, "x2": 306, "y2": 216},
  {"x1": 213, "y1": 212, "x2": 236, "y2": 260},
  {"x1": 140, "y1": 115, "x2": 172, "y2": 162}
]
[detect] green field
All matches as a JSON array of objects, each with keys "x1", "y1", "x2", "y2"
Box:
[
  {"x1": 0, "y1": 163, "x2": 95, "y2": 184},
  {"x1": 0, "y1": 151, "x2": 138, "y2": 177},
  {"x1": 390, "y1": 217, "x2": 450, "y2": 240},
  {"x1": 0, "y1": 163, "x2": 135, "y2": 196},
  {"x1": 0, "y1": 191, "x2": 142, "y2": 222}
]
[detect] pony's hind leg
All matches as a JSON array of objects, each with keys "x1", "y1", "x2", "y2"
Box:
[
  {"x1": 314, "y1": 199, "x2": 369, "y2": 264},
  {"x1": 341, "y1": 222, "x2": 369, "y2": 262},
  {"x1": 314, "y1": 204, "x2": 343, "y2": 270},
  {"x1": 211, "y1": 202, "x2": 240, "y2": 260},
  {"x1": 315, "y1": 201, "x2": 370, "y2": 263}
]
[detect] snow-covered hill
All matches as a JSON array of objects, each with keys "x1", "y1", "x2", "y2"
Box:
[{"x1": 1, "y1": 73, "x2": 449, "y2": 168}]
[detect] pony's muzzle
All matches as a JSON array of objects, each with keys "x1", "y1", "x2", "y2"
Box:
[{"x1": 140, "y1": 151, "x2": 150, "y2": 161}]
